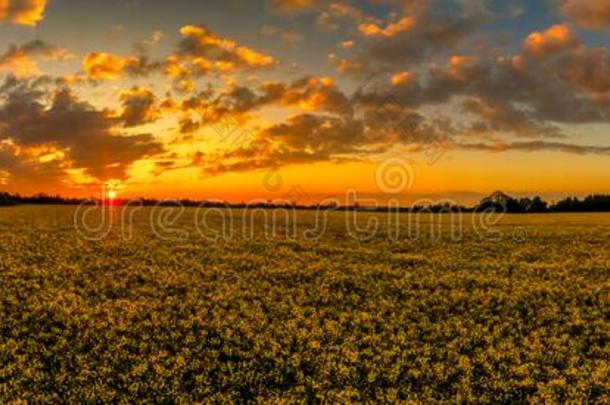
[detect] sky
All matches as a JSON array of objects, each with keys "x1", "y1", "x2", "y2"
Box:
[{"x1": 0, "y1": 0, "x2": 609, "y2": 205}]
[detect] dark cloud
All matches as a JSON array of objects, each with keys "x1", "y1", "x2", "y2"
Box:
[
  {"x1": 461, "y1": 98, "x2": 565, "y2": 138},
  {"x1": 459, "y1": 140, "x2": 610, "y2": 155},
  {"x1": 207, "y1": 113, "x2": 367, "y2": 173},
  {"x1": 0, "y1": 77, "x2": 163, "y2": 181},
  {"x1": 0, "y1": 141, "x2": 66, "y2": 189},
  {"x1": 337, "y1": 0, "x2": 479, "y2": 75},
  {"x1": 205, "y1": 107, "x2": 454, "y2": 174},
  {"x1": 330, "y1": 5, "x2": 610, "y2": 142},
  {"x1": 559, "y1": 0, "x2": 610, "y2": 30},
  {"x1": 352, "y1": 37, "x2": 610, "y2": 141},
  {"x1": 118, "y1": 86, "x2": 160, "y2": 127},
  {"x1": 174, "y1": 76, "x2": 352, "y2": 133}
]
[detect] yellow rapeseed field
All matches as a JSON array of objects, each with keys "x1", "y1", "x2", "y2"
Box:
[{"x1": 0, "y1": 206, "x2": 608, "y2": 402}]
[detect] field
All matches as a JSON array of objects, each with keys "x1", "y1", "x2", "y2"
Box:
[{"x1": 0, "y1": 205, "x2": 609, "y2": 402}]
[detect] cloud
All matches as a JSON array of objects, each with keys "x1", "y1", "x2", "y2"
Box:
[
  {"x1": 339, "y1": 40, "x2": 355, "y2": 50},
  {"x1": 330, "y1": 55, "x2": 367, "y2": 75},
  {"x1": 133, "y1": 30, "x2": 165, "y2": 54},
  {"x1": 173, "y1": 76, "x2": 352, "y2": 133},
  {"x1": 83, "y1": 52, "x2": 156, "y2": 81},
  {"x1": 172, "y1": 85, "x2": 261, "y2": 132},
  {"x1": 159, "y1": 25, "x2": 279, "y2": 90},
  {"x1": 461, "y1": 97, "x2": 564, "y2": 138},
  {"x1": 358, "y1": 16, "x2": 417, "y2": 38},
  {"x1": 337, "y1": 0, "x2": 478, "y2": 75},
  {"x1": 207, "y1": 113, "x2": 368, "y2": 173},
  {"x1": 353, "y1": 25, "x2": 610, "y2": 129},
  {"x1": 0, "y1": 140, "x2": 67, "y2": 189},
  {"x1": 390, "y1": 71, "x2": 417, "y2": 87},
  {"x1": 173, "y1": 25, "x2": 277, "y2": 77},
  {"x1": 117, "y1": 86, "x2": 160, "y2": 127},
  {"x1": 560, "y1": 0, "x2": 610, "y2": 30},
  {"x1": 173, "y1": 20, "x2": 610, "y2": 177},
  {"x1": 348, "y1": 39, "x2": 610, "y2": 149},
  {"x1": 317, "y1": 1, "x2": 372, "y2": 30},
  {"x1": 459, "y1": 140, "x2": 610, "y2": 155},
  {"x1": 524, "y1": 24, "x2": 579, "y2": 55},
  {"x1": 0, "y1": 40, "x2": 71, "y2": 78},
  {"x1": 4, "y1": 2, "x2": 610, "y2": 184},
  {"x1": 260, "y1": 76, "x2": 352, "y2": 114},
  {"x1": 206, "y1": 107, "x2": 456, "y2": 174},
  {"x1": 555, "y1": 46, "x2": 610, "y2": 94},
  {"x1": 0, "y1": 77, "x2": 163, "y2": 181},
  {"x1": 457, "y1": 0, "x2": 494, "y2": 21},
  {"x1": 0, "y1": 0, "x2": 47, "y2": 26}
]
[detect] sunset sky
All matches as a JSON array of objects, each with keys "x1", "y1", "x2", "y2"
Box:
[{"x1": 0, "y1": 0, "x2": 609, "y2": 204}]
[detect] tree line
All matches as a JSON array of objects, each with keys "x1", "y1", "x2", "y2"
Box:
[{"x1": 1, "y1": 190, "x2": 610, "y2": 213}]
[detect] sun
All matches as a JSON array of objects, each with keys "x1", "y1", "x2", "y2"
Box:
[{"x1": 107, "y1": 190, "x2": 118, "y2": 200}]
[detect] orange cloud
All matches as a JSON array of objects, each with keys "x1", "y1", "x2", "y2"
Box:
[
  {"x1": 0, "y1": 0, "x2": 47, "y2": 26},
  {"x1": 332, "y1": 56, "x2": 366, "y2": 75},
  {"x1": 0, "y1": 48, "x2": 36, "y2": 77},
  {"x1": 163, "y1": 25, "x2": 278, "y2": 88},
  {"x1": 171, "y1": 75, "x2": 352, "y2": 134},
  {"x1": 0, "y1": 40, "x2": 71, "y2": 78},
  {"x1": 177, "y1": 25, "x2": 277, "y2": 73},
  {"x1": 83, "y1": 52, "x2": 151, "y2": 81},
  {"x1": 524, "y1": 24, "x2": 579, "y2": 55},
  {"x1": 340, "y1": 40, "x2": 355, "y2": 50},
  {"x1": 391, "y1": 71, "x2": 417, "y2": 87},
  {"x1": 235, "y1": 47, "x2": 276, "y2": 69},
  {"x1": 560, "y1": 0, "x2": 610, "y2": 30},
  {"x1": 358, "y1": 17, "x2": 416, "y2": 38},
  {"x1": 261, "y1": 76, "x2": 351, "y2": 114},
  {"x1": 164, "y1": 54, "x2": 191, "y2": 79},
  {"x1": 445, "y1": 55, "x2": 481, "y2": 82}
]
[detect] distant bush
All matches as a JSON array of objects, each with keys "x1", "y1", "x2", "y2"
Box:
[{"x1": 0, "y1": 192, "x2": 18, "y2": 206}]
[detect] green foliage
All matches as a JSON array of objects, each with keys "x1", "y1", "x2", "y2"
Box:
[{"x1": 0, "y1": 207, "x2": 608, "y2": 402}]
